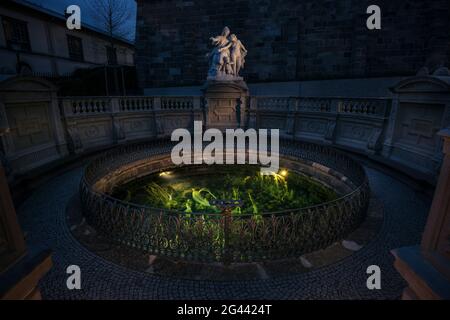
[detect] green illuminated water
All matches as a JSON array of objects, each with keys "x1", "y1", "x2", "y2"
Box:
[{"x1": 112, "y1": 165, "x2": 337, "y2": 215}]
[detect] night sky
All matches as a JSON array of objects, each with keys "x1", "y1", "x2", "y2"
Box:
[{"x1": 22, "y1": 0, "x2": 137, "y2": 41}]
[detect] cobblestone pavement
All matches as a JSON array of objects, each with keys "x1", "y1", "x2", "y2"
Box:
[{"x1": 18, "y1": 165, "x2": 430, "y2": 299}]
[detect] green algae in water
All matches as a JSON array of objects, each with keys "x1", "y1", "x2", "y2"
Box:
[{"x1": 112, "y1": 165, "x2": 338, "y2": 215}]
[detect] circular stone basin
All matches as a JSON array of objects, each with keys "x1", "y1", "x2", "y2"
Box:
[
  {"x1": 111, "y1": 165, "x2": 338, "y2": 215},
  {"x1": 80, "y1": 140, "x2": 370, "y2": 263}
]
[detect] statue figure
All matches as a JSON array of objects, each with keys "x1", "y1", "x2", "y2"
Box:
[
  {"x1": 209, "y1": 27, "x2": 232, "y2": 75},
  {"x1": 229, "y1": 34, "x2": 247, "y2": 76},
  {"x1": 207, "y1": 27, "x2": 247, "y2": 80}
]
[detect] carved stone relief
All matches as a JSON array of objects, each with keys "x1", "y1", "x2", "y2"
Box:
[
  {"x1": 394, "y1": 103, "x2": 444, "y2": 154},
  {"x1": 5, "y1": 102, "x2": 52, "y2": 152}
]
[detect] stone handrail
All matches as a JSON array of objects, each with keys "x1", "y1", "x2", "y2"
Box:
[
  {"x1": 1, "y1": 91, "x2": 444, "y2": 185},
  {"x1": 60, "y1": 96, "x2": 202, "y2": 117},
  {"x1": 60, "y1": 96, "x2": 390, "y2": 117},
  {"x1": 253, "y1": 96, "x2": 390, "y2": 117}
]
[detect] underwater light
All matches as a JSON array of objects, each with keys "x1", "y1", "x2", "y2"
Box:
[
  {"x1": 159, "y1": 171, "x2": 172, "y2": 177},
  {"x1": 280, "y1": 170, "x2": 288, "y2": 177}
]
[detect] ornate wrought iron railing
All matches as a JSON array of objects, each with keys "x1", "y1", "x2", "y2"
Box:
[{"x1": 80, "y1": 139, "x2": 370, "y2": 263}]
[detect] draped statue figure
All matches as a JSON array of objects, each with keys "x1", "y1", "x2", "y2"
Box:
[{"x1": 207, "y1": 27, "x2": 247, "y2": 80}]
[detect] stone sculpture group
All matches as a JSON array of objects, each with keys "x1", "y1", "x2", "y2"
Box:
[{"x1": 207, "y1": 27, "x2": 247, "y2": 80}]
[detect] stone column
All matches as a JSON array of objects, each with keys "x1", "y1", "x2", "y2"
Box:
[
  {"x1": 111, "y1": 97, "x2": 125, "y2": 144},
  {"x1": 285, "y1": 98, "x2": 297, "y2": 137},
  {"x1": 50, "y1": 90, "x2": 68, "y2": 157},
  {"x1": 392, "y1": 127, "x2": 450, "y2": 300},
  {"x1": 153, "y1": 97, "x2": 165, "y2": 138},
  {"x1": 248, "y1": 97, "x2": 258, "y2": 130},
  {"x1": 192, "y1": 97, "x2": 203, "y2": 133}
]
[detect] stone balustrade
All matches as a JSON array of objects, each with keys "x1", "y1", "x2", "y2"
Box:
[
  {"x1": 0, "y1": 76, "x2": 448, "y2": 184},
  {"x1": 55, "y1": 94, "x2": 444, "y2": 184},
  {"x1": 61, "y1": 96, "x2": 199, "y2": 117},
  {"x1": 59, "y1": 96, "x2": 202, "y2": 155},
  {"x1": 253, "y1": 96, "x2": 390, "y2": 156},
  {"x1": 160, "y1": 97, "x2": 195, "y2": 110},
  {"x1": 62, "y1": 97, "x2": 112, "y2": 116},
  {"x1": 255, "y1": 96, "x2": 389, "y2": 116},
  {"x1": 118, "y1": 97, "x2": 154, "y2": 112}
]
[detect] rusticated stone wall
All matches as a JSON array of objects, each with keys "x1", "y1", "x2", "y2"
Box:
[{"x1": 135, "y1": 0, "x2": 450, "y2": 88}]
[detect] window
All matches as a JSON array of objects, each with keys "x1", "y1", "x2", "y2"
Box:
[
  {"x1": 106, "y1": 46, "x2": 117, "y2": 65},
  {"x1": 2, "y1": 16, "x2": 31, "y2": 51},
  {"x1": 67, "y1": 35, "x2": 84, "y2": 62}
]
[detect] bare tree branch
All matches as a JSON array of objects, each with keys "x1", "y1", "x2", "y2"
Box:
[{"x1": 85, "y1": 0, "x2": 134, "y2": 42}]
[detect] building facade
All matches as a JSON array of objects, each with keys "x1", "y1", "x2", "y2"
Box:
[
  {"x1": 0, "y1": 0, "x2": 135, "y2": 79},
  {"x1": 135, "y1": 0, "x2": 450, "y2": 90}
]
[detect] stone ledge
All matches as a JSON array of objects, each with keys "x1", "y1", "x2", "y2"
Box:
[
  {"x1": 391, "y1": 246, "x2": 450, "y2": 300},
  {"x1": 0, "y1": 246, "x2": 52, "y2": 300}
]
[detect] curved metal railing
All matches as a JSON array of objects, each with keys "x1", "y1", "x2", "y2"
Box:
[{"x1": 80, "y1": 139, "x2": 370, "y2": 263}]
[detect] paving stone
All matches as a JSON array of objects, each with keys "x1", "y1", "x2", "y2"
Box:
[
  {"x1": 17, "y1": 164, "x2": 430, "y2": 300},
  {"x1": 255, "y1": 264, "x2": 269, "y2": 280},
  {"x1": 300, "y1": 256, "x2": 313, "y2": 269},
  {"x1": 342, "y1": 240, "x2": 363, "y2": 251},
  {"x1": 148, "y1": 255, "x2": 157, "y2": 265}
]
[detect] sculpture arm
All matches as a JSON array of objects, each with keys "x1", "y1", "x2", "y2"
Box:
[
  {"x1": 219, "y1": 42, "x2": 232, "y2": 52},
  {"x1": 239, "y1": 41, "x2": 248, "y2": 53},
  {"x1": 210, "y1": 36, "x2": 220, "y2": 45}
]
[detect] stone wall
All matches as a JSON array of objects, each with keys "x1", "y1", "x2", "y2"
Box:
[{"x1": 135, "y1": 0, "x2": 450, "y2": 88}]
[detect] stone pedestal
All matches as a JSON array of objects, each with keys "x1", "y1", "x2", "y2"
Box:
[
  {"x1": 0, "y1": 162, "x2": 52, "y2": 300},
  {"x1": 392, "y1": 127, "x2": 450, "y2": 300},
  {"x1": 202, "y1": 80, "x2": 249, "y2": 131}
]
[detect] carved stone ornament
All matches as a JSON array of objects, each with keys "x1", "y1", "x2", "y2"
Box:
[{"x1": 207, "y1": 27, "x2": 247, "y2": 81}]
